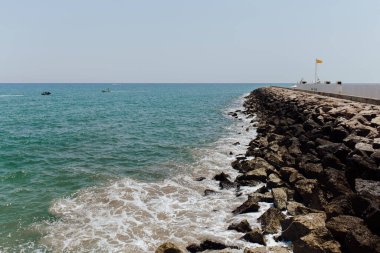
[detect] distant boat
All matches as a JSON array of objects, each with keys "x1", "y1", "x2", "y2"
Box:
[
  {"x1": 41, "y1": 91, "x2": 51, "y2": 95},
  {"x1": 101, "y1": 88, "x2": 111, "y2": 93}
]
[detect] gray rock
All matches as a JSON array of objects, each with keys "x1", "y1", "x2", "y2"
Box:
[{"x1": 355, "y1": 178, "x2": 380, "y2": 197}]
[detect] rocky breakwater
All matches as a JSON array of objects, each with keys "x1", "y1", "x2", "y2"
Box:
[
  {"x1": 155, "y1": 87, "x2": 380, "y2": 253},
  {"x1": 239, "y1": 87, "x2": 380, "y2": 253}
]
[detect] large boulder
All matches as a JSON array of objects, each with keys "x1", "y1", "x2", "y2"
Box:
[
  {"x1": 293, "y1": 227, "x2": 342, "y2": 253},
  {"x1": 326, "y1": 215, "x2": 380, "y2": 253},
  {"x1": 281, "y1": 212, "x2": 327, "y2": 241}
]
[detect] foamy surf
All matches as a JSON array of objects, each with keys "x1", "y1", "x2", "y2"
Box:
[
  {"x1": 36, "y1": 94, "x2": 289, "y2": 252},
  {"x1": 0, "y1": 94, "x2": 24, "y2": 97}
]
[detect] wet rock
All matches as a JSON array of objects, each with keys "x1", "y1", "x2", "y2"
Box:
[
  {"x1": 233, "y1": 196, "x2": 260, "y2": 214},
  {"x1": 194, "y1": 177, "x2": 206, "y2": 181},
  {"x1": 258, "y1": 207, "x2": 285, "y2": 234},
  {"x1": 156, "y1": 242, "x2": 183, "y2": 253},
  {"x1": 233, "y1": 142, "x2": 240, "y2": 146},
  {"x1": 214, "y1": 172, "x2": 230, "y2": 182},
  {"x1": 326, "y1": 215, "x2": 380, "y2": 253},
  {"x1": 227, "y1": 219, "x2": 252, "y2": 233},
  {"x1": 272, "y1": 188, "x2": 287, "y2": 210},
  {"x1": 281, "y1": 212, "x2": 327, "y2": 241},
  {"x1": 241, "y1": 228, "x2": 265, "y2": 245},
  {"x1": 187, "y1": 240, "x2": 230, "y2": 252},
  {"x1": 219, "y1": 180, "x2": 238, "y2": 190}
]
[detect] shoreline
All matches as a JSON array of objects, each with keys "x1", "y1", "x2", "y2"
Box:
[{"x1": 157, "y1": 87, "x2": 380, "y2": 253}]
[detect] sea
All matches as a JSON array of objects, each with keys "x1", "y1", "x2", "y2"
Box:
[{"x1": 0, "y1": 83, "x2": 290, "y2": 252}]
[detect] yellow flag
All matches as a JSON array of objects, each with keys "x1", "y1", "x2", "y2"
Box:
[{"x1": 316, "y1": 59, "x2": 323, "y2": 64}]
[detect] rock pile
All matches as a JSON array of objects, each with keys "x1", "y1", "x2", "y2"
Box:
[
  {"x1": 239, "y1": 87, "x2": 379, "y2": 253},
  {"x1": 157, "y1": 87, "x2": 380, "y2": 253}
]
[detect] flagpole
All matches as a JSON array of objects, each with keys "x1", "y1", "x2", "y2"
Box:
[{"x1": 315, "y1": 59, "x2": 317, "y2": 84}]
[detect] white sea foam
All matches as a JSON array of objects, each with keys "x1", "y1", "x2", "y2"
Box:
[
  {"x1": 37, "y1": 94, "x2": 291, "y2": 252},
  {"x1": 0, "y1": 94, "x2": 24, "y2": 97}
]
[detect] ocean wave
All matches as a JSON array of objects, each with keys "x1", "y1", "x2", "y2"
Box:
[{"x1": 35, "y1": 95, "x2": 288, "y2": 252}]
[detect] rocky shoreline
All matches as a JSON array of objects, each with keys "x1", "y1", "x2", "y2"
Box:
[{"x1": 156, "y1": 87, "x2": 380, "y2": 253}]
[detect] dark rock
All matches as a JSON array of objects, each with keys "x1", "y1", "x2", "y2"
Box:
[
  {"x1": 233, "y1": 196, "x2": 260, "y2": 214},
  {"x1": 330, "y1": 126, "x2": 349, "y2": 142},
  {"x1": 195, "y1": 177, "x2": 206, "y2": 181},
  {"x1": 321, "y1": 168, "x2": 353, "y2": 196},
  {"x1": 326, "y1": 215, "x2": 380, "y2": 253},
  {"x1": 258, "y1": 207, "x2": 286, "y2": 234},
  {"x1": 186, "y1": 244, "x2": 202, "y2": 253},
  {"x1": 294, "y1": 178, "x2": 325, "y2": 209},
  {"x1": 214, "y1": 172, "x2": 230, "y2": 182},
  {"x1": 298, "y1": 162, "x2": 324, "y2": 179},
  {"x1": 241, "y1": 228, "x2": 265, "y2": 245},
  {"x1": 233, "y1": 142, "x2": 240, "y2": 146},
  {"x1": 199, "y1": 240, "x2": 227, "y2": 251},
  {"x1": 227, "y1": 219, "x2": 252, "y2": 233},
  {"x1": 324, "y1": 195, "x2": 355, "y2": 218}
]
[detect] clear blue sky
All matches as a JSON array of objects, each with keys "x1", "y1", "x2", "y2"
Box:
[{"x1": 1, "y1": 0, "x2": 379, "y2": 83}]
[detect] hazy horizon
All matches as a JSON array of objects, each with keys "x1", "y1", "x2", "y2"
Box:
[{"x1": 1, "y1": 0, "x2": 379, "y2": 83}]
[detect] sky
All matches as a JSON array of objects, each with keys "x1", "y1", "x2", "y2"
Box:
[{"x1": 0, "y1": 0, "x2": 379, "y2": 83}]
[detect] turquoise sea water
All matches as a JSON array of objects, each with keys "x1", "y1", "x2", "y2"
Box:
[{"x1": 0, "y1": 83, "x2": 288, "y2": 251}]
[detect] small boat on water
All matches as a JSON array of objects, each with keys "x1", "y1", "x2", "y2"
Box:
[
  {"x1": 102, "y1": 88, "x2": 111, "y2": 93},
  {"x1": 41, "y1": 91, "x2": 51, "y2": 95}
]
